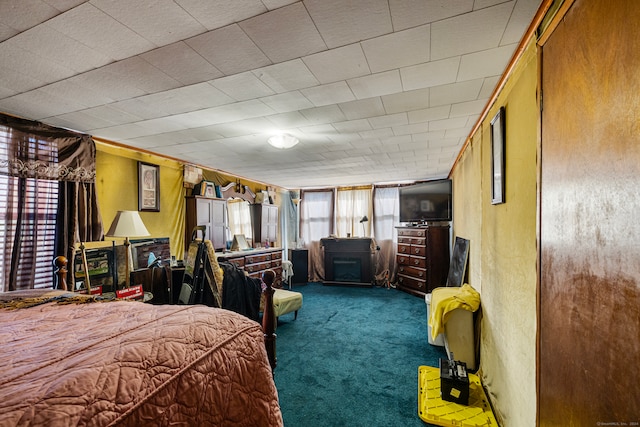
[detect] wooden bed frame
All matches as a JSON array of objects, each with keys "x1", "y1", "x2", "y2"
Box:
[{"x1": 53, "y1": 255, "x2": 278, "y2": 372}]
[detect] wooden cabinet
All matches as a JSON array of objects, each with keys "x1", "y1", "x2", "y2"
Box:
[
  {"x1": 217, "y1": 248, "x2": 283, "y2": 288},
  {"x1": 185, "y1": 197, "x2": 227, "y2": 251},
  {"x1": 395, "y1": 225, "x2": 450, "y2": 297},
  {"x1": 288, "y1": 249, "x2": 309, "y2": 285},
  {"x1": 250, "y1": 203, "x2": 278, "y2": 245}
]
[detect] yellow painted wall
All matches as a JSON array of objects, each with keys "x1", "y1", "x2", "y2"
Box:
[
  {"x1": 450, "y1": 38, "x2": 539, "y2": 426},
  {"x1": 95, "y1": 142, "x2": 186, "y2": 259}
]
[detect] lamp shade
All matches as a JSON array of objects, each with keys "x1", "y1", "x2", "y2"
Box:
[
  {"x1": 267, "y1": 133, "x2": 299, "y2": 149},
  {"x1": 106, "y1": 210, "x2": 150, "y2": 238},
  {"x1": 359, "y1": 215, "x2": 369, "y2": 223}
]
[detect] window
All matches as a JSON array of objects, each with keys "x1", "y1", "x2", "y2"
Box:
[
  {"x1": 300, "y1": 190, "x2": 333, "y2": 243},
  {"x1": 227, "y1": 199, "x2": 253, "y2": 240},
  {"x1": 336, "y1": 188, "x2": 371, "y2": 237},
  {"x1": 0, "y1": 131, "x2": 58, "y2": 290}
]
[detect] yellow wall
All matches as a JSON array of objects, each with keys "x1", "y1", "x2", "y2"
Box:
[
  {"x1": 95, "y1": 142, "x2": 186, "y2": 259},
  {"x1": 450, "y1": 38, "x2": 539, "y2": 426}
]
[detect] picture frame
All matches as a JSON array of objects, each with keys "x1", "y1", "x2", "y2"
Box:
[
  {"x1": 138, "y1": 162, "x2": 160, "y2": 212},
  {"x1": 490, "y1": 107, "x2": 506, "y2": 205}
]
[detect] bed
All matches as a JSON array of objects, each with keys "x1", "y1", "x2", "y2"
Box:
[{"x1": 0, "y1": 260, "x2": 283, "y2": 426}]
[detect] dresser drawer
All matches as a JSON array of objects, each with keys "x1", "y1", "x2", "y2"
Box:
[
  {"x1": 397, "y1": 264, "x2": 426, "y2": 279},
  {"x1": 245, "y1": 253, "x2": 271, "y2": 264},
  {"x1": 245, "y1": 260, "x2": 272, "y2": 273},
  {"x1": 223, "y1": 257, "x2": 245, "y2": 267},
  {"x1": 397, "y1": 243, "x2": 411, "y2": 254},
  {"x1": 397, "y1": 274, "x2": 426, "y2": 291},
  {"x1": 398, "y1": 228, "x2": 426, "y2": 238},
  {"x1": 410, "y1": 245, "x2": 426, "y2": 257}
]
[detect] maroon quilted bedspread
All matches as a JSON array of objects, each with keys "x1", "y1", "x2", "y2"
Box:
[{"x1": 0, "y1": 291, "x2": 283, "y2": 427}]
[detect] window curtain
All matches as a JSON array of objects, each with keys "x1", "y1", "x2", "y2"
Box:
[
  {"x1": 335, "y1": 187, "x2": 372, "y2": 238},
  {"x1": 227, "y1": 198, "x2": 252, "y2": 240},
  {"x1": 372, "y1": 186, "x2": 399, "y2": 284},
  {"x1": 0, "y1": 113, "x2": 103, "y2": 291},
  {"x1": 300, "y1": 190, "x2": 334, "y2": 282}
]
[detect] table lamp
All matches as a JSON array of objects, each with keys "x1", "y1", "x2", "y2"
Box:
[{"x1": 106, "y1": 210, "x2": 150, "y2": 288}]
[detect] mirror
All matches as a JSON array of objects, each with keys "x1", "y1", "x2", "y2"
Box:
[{"x1": 226, "y1": 198, "x2": 253, "y2": 248}]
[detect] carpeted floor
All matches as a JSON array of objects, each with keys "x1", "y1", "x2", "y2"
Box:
[{"x1": 273, "y1": 282, "x2": 446, "y2": 426}]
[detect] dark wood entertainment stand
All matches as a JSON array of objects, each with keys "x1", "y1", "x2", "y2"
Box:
[{"x1": 321, "y1": 237, "x2": 373, "y2": 287}]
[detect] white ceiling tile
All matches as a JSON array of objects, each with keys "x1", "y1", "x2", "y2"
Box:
[
  {"x1": 0, "y1": 1, "x2": 60, "y2": 34},
  {"x1": 458, "y1": 44, "x2": 515, "y2": 81},
  {"x1": 12, "y1": 24, "x2": 111, "y2": 72},
  {"x1": 431, "y1": 2, "x2": 515, "y2": 60},
  {"x1": 502, "y1": 0, "x2": 542, "y2": 45},
  {"x1": 479, "y1": 76, "x2": 501, "y2": 98},
  {"x1": 91, "y1": 0, "x2": 206, "y2": 46},
  {"x1": 49, "y1": 110, "x2": 124, "y2": 131},
  {"x1": 361, "y1": 25, "x2": 430, "y2": 73},
  {"x1": 140, "y1": 42, "x2": 224, "y2": 85},
  {"x1": 38, "y1": 79, "x2": 115, "y2": 109},
  {"x1": 429, "y1": 79, "x2": 484, "y2": 107},
  {"x1": 46, "y1": 3, "x2": 156, "y2": 60},
  {"x1": 186, "y1": 25, "x2": 271, "y2": 75},
  {"x1": 176, "y1": 0, "x2": 267, "y2": 31},
  {"x1": 347, "y1": 70, "x2": 403, "y2": 99},
  {"x1": 359, "y1": 127, "x2": 394, "y2": 140},
  {"x1": 253, "y1": 59, "x2": 319, "y2": 93},
  {"x1": 381, "y1": 88, "x2": 430, "y2": 114},
  {"x1": 333, "y1": 119, "x2": 372, "y2": 133},
  {"x1": 301, "y1": 81, "x2": 356, "y2": 107},
  {"x1": 208, "y1": 117, "x2": 276, "y2": 138},
  {"x1": 450, "y1": 99, "x2": 489, "y2": 117},
  {"x1": 411, "y1": 130, "x2": 447, "y2": 142},
  {"x1": 0, "y1": 42, "x2": 75, "y2": 88},
  {"x1": 299, "y1": 105, "x2": 347, "y2": 125},
  {"x1": 389, "y1": 0, "x2": 473, "y2": 31},
  {"x1": 368, "y1": 113, "x2": 408, "y2": 129},
  {"x1": 3, "y1": 88, "x2": 86, "y2": 118},
  {"x1": 136, "y1": 116, "x2": 189, "y2": 135},
  {"x1": 81, "y1": 105, "x2": 143, "y2": 128},
  {"x1": 102, "y1": 57, "x2": 181, "y2": 94},
  {"x1": 93, "y1": 122, "x2": 151, "y2": 140},
  {"x1": 400, "y1": 57, "x2": 460, "y2": 91},
  {"x1": 428, "y1": 116, "x2": 469, "y2": 131},
  {"x1": 266, "y1": 111, "x2": 312, "y2": 128},
  {"x1": 408, "y1": 105, "x2": 451, "y2": 123},
  {"x1": 259, "y1": 91, "x2": 314, "y2": 113},
  {"x1": 305, "y1": 0, "x2": 392, "y2": 48},
  {"x1": 392, "y1": 122, "x2": 430, "y2": 136},
  {"x1": 211, "y1": 72, "x2": 275, "y2": 101},
  {"x1": 339, "y1": 97, "x2": 385, "y2": 121},
  {"x1": 303, "y1": 44, "x2": 370, "y2": 84},
  {"x1": 240, "y1": 3, "x2": 327, "y2": 63}
]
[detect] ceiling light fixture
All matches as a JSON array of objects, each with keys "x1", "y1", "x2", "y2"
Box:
[{"x1": 267, "y1": 133, "x2": 299, "y2": 149}]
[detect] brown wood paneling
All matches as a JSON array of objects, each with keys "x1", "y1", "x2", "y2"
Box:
[{"x1": 539, "y1": 0, "x2": 640, "y2": 424}]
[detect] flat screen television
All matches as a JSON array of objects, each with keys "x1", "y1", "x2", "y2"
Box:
[{"x1": 399, "y1": 179, "x2": 452, "y2": 224}]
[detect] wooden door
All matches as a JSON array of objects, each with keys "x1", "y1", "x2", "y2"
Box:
[{"x1": 539, "y1": 0, "x2": 640, "y2": 423}]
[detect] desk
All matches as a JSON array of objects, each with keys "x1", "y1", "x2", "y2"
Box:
[{"x1": 320, "y1": 238, "x2": 373, "y2": 287}]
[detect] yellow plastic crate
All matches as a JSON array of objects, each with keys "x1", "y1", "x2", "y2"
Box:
[{"x1": 418, "y1": 365, "x2": 498, "y2": 427}]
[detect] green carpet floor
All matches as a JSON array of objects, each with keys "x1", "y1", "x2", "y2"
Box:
[{"x1": 273, "y1": 282, "x2": 446, "y2": 426}]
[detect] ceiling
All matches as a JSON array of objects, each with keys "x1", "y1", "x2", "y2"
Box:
[{"x1": 0, "y1": 0, "x2": 541, "y2": 189}]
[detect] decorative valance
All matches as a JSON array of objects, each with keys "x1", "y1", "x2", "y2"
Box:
[{"x1": 0, "y1": 113, "x2": 96, "y2": 183}]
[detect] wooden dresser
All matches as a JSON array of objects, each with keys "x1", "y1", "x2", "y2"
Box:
[
  {"x1": 217, "y1": 248, "x2": 283, "y2": 288},
  {"x1": 395, "y1": 225, "x2": 450, "y2": 297}
]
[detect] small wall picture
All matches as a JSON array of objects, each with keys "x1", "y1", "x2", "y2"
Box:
[
  {"x1": 138, "y1": 162, "x2": 160, "y2": 211},
  {"x1": 490, "y1": 107, "x2": 506, "y2": 205}
]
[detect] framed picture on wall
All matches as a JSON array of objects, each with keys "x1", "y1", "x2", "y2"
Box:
[
  {"x1": 490, "y1": 107, "x2": 506, "y2": 205},
  {"x1": 138, "y1": 162, "x2": 160, "y2": 212}
]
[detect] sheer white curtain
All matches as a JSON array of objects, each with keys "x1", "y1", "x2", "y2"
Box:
[
  {"x1": 227, "y1": 199, "x2": 252, "y2": 241},
  {"x1": 372, "y1": 186, "x2": 400, "y2": 284},
  {"x1": 300, "y1": 190, "x2": 333, "y2": 281},
  {"x1": 336, "y1": 188, "x2": 372, "y2": 237}
]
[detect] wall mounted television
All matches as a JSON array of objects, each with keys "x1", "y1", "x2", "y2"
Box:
[{"x1": 399, "y1": 179, "x2": 452, "y2": 224}]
